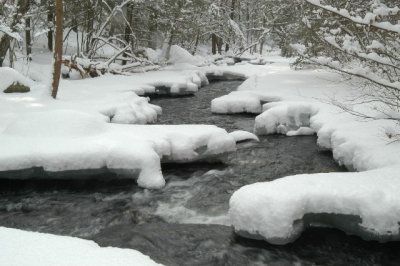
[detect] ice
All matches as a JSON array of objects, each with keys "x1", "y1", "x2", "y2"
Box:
[
  {"x1": 0, "y1": 110, "x2": 237, "y2": 189},
  {"x1": 229, "y1": 166, "x2": 400, "y2": 244},
  {"x1": 0, "y1": 227, "x2": 162, "y2": 266},
  {"x1": 229, "y1": 130, "x2": 259, "y2": 142}
]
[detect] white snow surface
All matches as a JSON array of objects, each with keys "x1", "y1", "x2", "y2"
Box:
[
  {"x1": 0, "y1": 110, "x2": 236, "y2": 189},
  {"x1": 0, "y1": 227, "x2": 162, "y2": 266},
  {"x1": 223, "y1": 58, "x2": 400, "y2": 243},
  {"x1": 229, "y1": 166, "x2": 400, "y2": 242}
]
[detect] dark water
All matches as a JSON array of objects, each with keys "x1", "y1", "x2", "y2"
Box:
[{"x1": 1, "y1": 80, "x2": 399, "y2": 266}]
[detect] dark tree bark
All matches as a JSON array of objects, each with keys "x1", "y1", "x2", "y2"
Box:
[
  {"x1": 122, "y1": 3, "x2": 133, "y2": 65},
  {"x1": 25, "y1": 0, "x2": 32, "y2": 58},
  {"x1": 211, "y1": 33, "x2": 217, "y2": 55},
  {"x1": 47, "y1": 1, "x2": 54, "y2": 51},
  {"x1": 51, "y1": 0, "x2": 64, "y2": 99}
]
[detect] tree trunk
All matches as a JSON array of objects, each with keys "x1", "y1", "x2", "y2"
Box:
[
  {"x1": 25, "y1": 0, "x2": 31, "y2": 59},
  {"x1": 47, "y1": 2, "x2": 54, "y2": 51},
  {"x1": 51, "y1": 0, "x2": 64, "y2": 99},
  {"x1": 0, "y1": 35, "x2": 10, "y2": 67},
  {"x1": 211, "y1": 34, "x2": 217, "y2": 55},
  {"x1": 122, "y1": 3, "x2": 133, "y2": 65}
]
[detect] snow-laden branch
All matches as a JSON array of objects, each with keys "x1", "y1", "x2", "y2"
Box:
[
  {"x1": 322, "y1": 36, "x2": 400, "y2": 70},
  {"x1": 306, "y1": 0, "x2": 400, "y2": 34},
  {"x1": 292, "y1": 44, "x2": 400, "y2": 91}
]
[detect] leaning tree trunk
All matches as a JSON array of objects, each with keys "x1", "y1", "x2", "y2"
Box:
[{"x1": 51, "y1": 0, "x2": 64, "y2": 99}]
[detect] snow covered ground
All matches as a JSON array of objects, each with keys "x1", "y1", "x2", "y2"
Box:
[
  {"x1": 0, "y1": 227, "x2": 162, "y2": 266},
  {"x1": 223, "y1": 58, "x2": 400, "y2": 244},
  {"x1": 0, "y1": 52, "x2": 258, "y2": 189}
]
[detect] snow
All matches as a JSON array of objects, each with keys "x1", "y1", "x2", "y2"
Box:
[
  {"x1": 0, "y1": 110, "x2": 237, "y2": 189},
  {"x1": 0, "y1": 227, "x2": 162, "y2": 266},
  {"x1": 229, "y1": 130, "x2": 259, "y2": 142},
  {"x1": 0, "y1": 67, "x2": 34, "y2": 92},
  {"x1": 229, "y1": 166, "x2": 400, "y2": 244},
  {"x1": 168, "y1": 45, "x2": 203, "y2": 66},
  {"x1": 220, "y1": 58, "x2": 400, "y2": 244}
]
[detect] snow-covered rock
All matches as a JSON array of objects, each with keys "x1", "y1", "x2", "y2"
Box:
[
  {"x1": 0, "y1": 227, "x2": 162, "y2": 266},
  {"x1": 167, "y1": 45, "x2": 202, "y2": 66},
  {"x1": 0, "y1": 67, "x2": 34, "y2": 92},
  {"x1": 254, "y1": 102, "x2": 318, "y2": 135},
  {"x1": 229, "y1": 166, "x2": 400, "y2": 244}
]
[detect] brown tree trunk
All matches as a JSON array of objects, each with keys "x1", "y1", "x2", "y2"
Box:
[{"x1": 51, "y1": 0, "x2": 64, "y2": 99}]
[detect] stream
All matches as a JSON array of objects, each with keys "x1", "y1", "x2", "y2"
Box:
[{"x1": 1, "y1": 79, "x2": 399, "y2": 265}]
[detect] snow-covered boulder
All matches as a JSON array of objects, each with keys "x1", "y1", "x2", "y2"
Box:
[
  {"x1": 167, "y1": 45, "x2": 202, "y2": 66},
  {"x1": 229, "y1": 166, "x2": 400, "y2": 245},
  {"x1": 0, "y1": 227, "x2": 162, "y2": 266},
  {"x1": 254, "y1": 102, "x2": 318, "y2": 135},
  {"x1": 211, "y1": 91, "x2": 262, "y2": 114},
  {"x1": 0, "y1": 67, "x2": 34, "y2": 93},
  {"x1": 0, "y1": 110, "x2": 237, "y2": 189}
]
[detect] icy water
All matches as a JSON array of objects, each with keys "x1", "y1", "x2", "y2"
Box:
[{"x1": 1, "y1": 80, "x2": 399, "y2": 265}]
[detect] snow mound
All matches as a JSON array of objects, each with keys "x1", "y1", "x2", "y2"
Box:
[
  {"x1": 229, "y1": 130, "x2": 259, "y2": 142},
  {"x1": 0, "y1": 110, "x2": 237, "y2": 189},
  {"x1": 254, "y1": 102, "x2": 319, "y2": 135},
  {"x1": 211, "y1": 91, "x2": 262, "y2": 114},
  {"x1": 0, "y1": 67, "x2": 34, "y2": 92},
  {"x1": 229, "y1": 166, "x2": 400, "y2": 244},
  {"x1": 0, "y1": 227, "x2": 162, "y2": 266},
  {"x1": 168, "y1": 45, "x2": 201, "y2": 66}
]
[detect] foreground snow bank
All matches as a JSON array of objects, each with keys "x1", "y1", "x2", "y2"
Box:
[
  {"x1": 0, "y1": 227, "x2": 162, "y2": 266},
  {"x1": 229, "y1": 166, "x2": 400, "y2": 244},
  {"x1": 0, "y1": 110, "x2": 237, "y2": 189}
]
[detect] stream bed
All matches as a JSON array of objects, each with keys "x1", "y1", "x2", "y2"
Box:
[{"x1": 0, "y1": 80, "x2": 399, "y2": 265}]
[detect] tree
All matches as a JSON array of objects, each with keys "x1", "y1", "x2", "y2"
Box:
[
  {"x1": 292, "y1": 0, "x2": 400, "y2": 121},
  {"x1": 51, "y1": 0, "x2": 64, "y2": 99}
]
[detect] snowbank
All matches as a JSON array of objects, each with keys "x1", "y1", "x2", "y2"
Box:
[
  {"x1": 0, "y1": 227, "x2": 162, "y2": 266},
  {"x1": 225, "y1": 60, "x2": 400, "y2": 244},
  {"x1": 0, "y1": 110, "x2": 237, "y2": 189},
  {"x1": 229, "y1": 166, "x2": 400, "y2": 244}
]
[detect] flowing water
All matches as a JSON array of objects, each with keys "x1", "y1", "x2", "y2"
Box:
[{"x1": 0, "y1": 79, "x2": 399, "y2": 266}]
